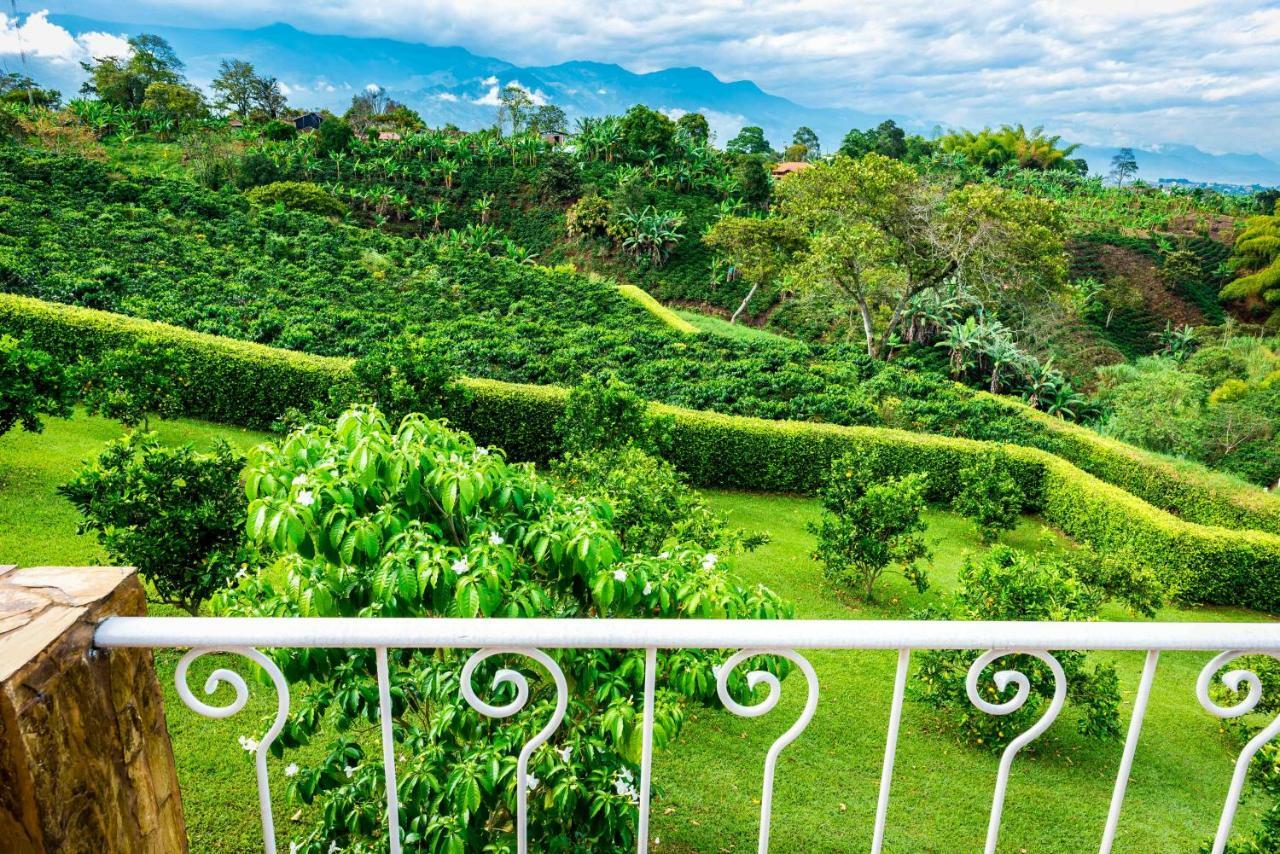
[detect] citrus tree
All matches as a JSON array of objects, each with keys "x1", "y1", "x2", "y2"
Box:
[{"x1": 220, "y1": 407, "x2": 792, "y2": 852}]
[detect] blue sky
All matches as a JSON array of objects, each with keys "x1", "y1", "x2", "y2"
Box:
[{"x1": 6, "y1": 0, "x2": 1280, "y2": 156}]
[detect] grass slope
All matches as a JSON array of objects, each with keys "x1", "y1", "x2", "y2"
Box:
[{"x1": 0, "y1": 416, "x2": 1270, "y2": 851}]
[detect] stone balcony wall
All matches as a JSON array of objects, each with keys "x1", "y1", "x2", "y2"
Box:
[{"x1": 0, "y1": 565, "x2": 186, "y2": 853}]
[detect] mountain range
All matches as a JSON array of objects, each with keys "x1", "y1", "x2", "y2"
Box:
[{"x1": 36, "y1": 15, "x2": 1280, "y2": 186}]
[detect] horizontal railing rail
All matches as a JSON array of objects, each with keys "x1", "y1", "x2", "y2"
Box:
[{"x1": 94, "y1": 617, "x2": 1280, "y2": 854}]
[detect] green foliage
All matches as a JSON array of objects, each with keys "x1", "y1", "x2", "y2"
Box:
[
  {"x1": 939, "y1": 124, "x2": 1082, "y2": 174},
  {"x1": 261, "y1": 119, "x2": 296, "y2": 141},
  {"x1": 618, "y1": 104, "x2": 675, "y2": 160},
  {"x1": 675, "y1": 112, "x2": 710, "y2": 145},
  {"x1": 316, "y1": 118, "x2": 355, "y2": 155},
  {"x1": 1222, "y1": 215, "x2": 1280, "y2": 326},
  {"x1": 565, "y1": 194, "x2": 611, "y2": 239},
  {"x1": 914, "y1": 547, "x2": 1123, "y2": 750},
  {"x1": 557, "y1": 374, "x2": 673, "y2": 456},
  {"x1": 614, "y1": 284, "x2": 699, "y2": 334},
  {"x1": 0, "y1": 333, "x2": 72, "y2": 439},
  {"x1": 234, "y1": 150, "x2": 281, "y2": 188},
  {"x1": 246, "y1": 181, "x2": 347, "y2": 217},
  {"x1": 73, "y1": 338, "x2": 186, "y2": 430},
  {"x1": 78, "y1": 34, "x2": 184, "y2": 110},
  {"x1": 59, "y1": 431, "x2": 246, "y2": 613},
  {"x1": 953, "y1": 451, "x2": 1026, "y2": 544},
  {"x1": 809, "y1": 450, "x2": 931, "y2": 601},
  {"x1": 221, "y1": 406, "x2": 791, "y2": 851},
  {"x1": 837, "y1": 120, "x2": 930, "y2": 162},
  {"x1": 726, "y1": 126, "x2": 774, "y2": 156},
  {"x1": 349, "y1": 333, "x2": 469, "y2": 425}
]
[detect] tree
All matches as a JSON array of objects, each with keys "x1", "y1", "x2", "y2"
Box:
[
  {"x1": 676, "y1": 111, "x2": 710, "y2": 145},
  {"x1": 141, "y1": 81, "x2": 207, "y2": 122},
  {"x1": 618, "y1": 104, "x2": 675, "y2": 159},
  {"x1": 0, "y1": 335, "x2": 72, "y2": 440},
  {"x1": 809, "y1": 450, "x2": 931, "y2": 601},
  {"x1": 527, "y1": 103, "x2": 567, "y2": 135},
  {"x1": 726, "y1": 125, "x2": 773, "y2": 156},
  {"x1": 715, "y1": 154, "x2": 1067, "y2": 357},
  {"x1": 792, "y1": 126, "x2": 820, "y2": 158},
  {"x1": 782, "y1": 143, "x2": 808, "y2": 162},
  {"x1": 60, "y1": 432, "x2": 246, "y2": 614},
  {"x1": 73, "y1": 340, "x2": 186, "y2": 431},
  {"x1": 80, "y1": 34, "x2": 184, "y2": 110},
  {"x1": 839, "y1": 120, "x2": 906, "y2": 160},
  {"x1": 210, "y1": 59, "x2": 257, "y2": 116},
  {"x1": 939, "y1": 124, "x2": 1080, "y2": 173},
  {"x1": 251, "y1": 76, "x2": 288, "y2": 119},
  {"x1": 496, "y1": 83, "x2": 534, "y2": 135},
  {"x1": 316, "y1": 117, "x2": 355, "y2": 154},
  {"x1": 952, "y1": 452, "x2": 1026, "y2": 544},
  {"x1": 221, "y1": 406, "x2": 791, "y2": 851},
  {"x1": 1110, "y1": 148, "x2": 1139, "y2": 186},
  {"x1": 704, "y1": 215, "x2": 805, "y2": 323},
  {"x1": 0, "y1": 72, "x2": 60, "y2": 108}
]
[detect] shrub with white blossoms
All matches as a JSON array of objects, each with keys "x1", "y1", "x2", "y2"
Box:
[{"x1": 219, "y1": 406, "x2": 792, "y2": 852}]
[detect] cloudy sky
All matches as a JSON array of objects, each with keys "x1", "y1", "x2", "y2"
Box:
[{"x1": 9, "y1": 0, "x2": 1280, "y2": 155}]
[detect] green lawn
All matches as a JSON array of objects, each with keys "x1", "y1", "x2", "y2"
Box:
[{"x1": 0, "y1": 415, "x2": 1271, "y2": 852}]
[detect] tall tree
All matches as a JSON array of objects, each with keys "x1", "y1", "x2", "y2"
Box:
[
  {"x1": 676, "y1": 111, "x2": 710, "y2": 145},
  {"x1": 1110, "y1": 148, "x2": 1139, "y2": 186},
  {"x1": 710, "y1": 154, "x2": 1066, "y2": 357},
  {"x1": 252, "y1": 76, "x2": 288, "y2": 119},
  {"x1": 726, "y1": 125, "x2": 773, "y2": 156},
  {"x1": 527, "y1": 103, "x2": 567, "y2": 135},
  {"x1": 496, "y1": 83, "x2": 534, "y2": 135},
  {"x1": 79, "y1": 33, "x2": 184, "y2": 109},
  {"x1": 210, "y1": 59, "x2": 257, "y2": 116},
  {"x1": 0, "y1": 71, "x2": 60, "y2": 108},
  {"x1": 792, "y1": 126, "x2": 820, "y2": 158},
  {"x1": 840, "y1": 120, "x2": 906, "y2": 160}
]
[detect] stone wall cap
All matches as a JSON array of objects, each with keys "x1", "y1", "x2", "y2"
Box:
[{"x1": 0, "y1": 566, "x2": 137, "y2": 682}]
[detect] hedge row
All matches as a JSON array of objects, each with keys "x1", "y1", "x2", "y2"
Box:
[
  {"x1": 615, "y1": 285, "x2": 700, "y2": 335},
  {"x1": 4, "y1": 294, "x2": 1279, "y2": 612},
  {"x1": 0, "y1": 295, "x2": 350, "y2": 430},
  {"x1": 979, "y1": 392, "x2": 1280, "y2": 536}
]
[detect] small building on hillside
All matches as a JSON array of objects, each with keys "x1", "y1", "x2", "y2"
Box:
[
  {"x1": 541, "y1": 131, "x2": 570, "y2": 145},
  {"x1": 227, "y1": 118, "x2": 244, "y2": 129},
  {"x1": 771, "y1": 161, "x2": 812, "y2": 179},
  {"x1": 288, "y1": 112, "x2": 323, "y2": 132},
  {"x1": 377, "y1": 131, "x2": 402, "y2": 142}
]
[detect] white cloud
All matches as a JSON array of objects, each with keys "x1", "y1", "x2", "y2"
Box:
[
  {"x1": 472, "y1": 79, "x2": 548, "y2": 107},
  {"x1": 436, "y1": 91, "x2": 459, "y2": 102},
  {"x1": 29, "y1": 1, "x2": 1280, "y2": 152},
  {"x1": 0, "y1": 10, "x2": 128, "y2": 64},
  {"x1": 471, "y1": 83, "x2": 500, "y2": 106}
]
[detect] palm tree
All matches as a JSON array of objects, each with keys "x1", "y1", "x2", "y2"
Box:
[
  {"x1": 439, "y1": 158, "x2": 459, "y2": 190},
  {"x1": 936, "y1": 317, "x2": 983, "y2": 377},
  {"x1": 983, "y1": 334, "x2": 1023, "y2": 394}
]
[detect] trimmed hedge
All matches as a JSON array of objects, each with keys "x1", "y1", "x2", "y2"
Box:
[
  {"x1": 4, "y1": 293, "x2": 1279, "y2": 612},
  {"x1": 979, "y1": 392, "x2": 1280, "y2": 536},
  {"x1": 615, "y1": 284, "x2": 700, "y2": 335},
  {"x1": 0, "y1": 295, "x2": 350, "y2": 430}
]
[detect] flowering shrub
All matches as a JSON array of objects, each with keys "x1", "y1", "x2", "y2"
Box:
[{"x1": 219, "y1": 406, "x2": 791, "y2": 851}]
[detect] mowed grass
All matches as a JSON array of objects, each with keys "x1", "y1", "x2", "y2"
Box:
[
  {"x1": 1, "y1": 416, "x2": 1272, "y2": 851},
  {"x1": 649, "y1": 491, "x2": 1271, "y2": 852}
]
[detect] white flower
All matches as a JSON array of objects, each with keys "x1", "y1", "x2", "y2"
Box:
[
  {"x1": 451, "y1": 557, "x2": 470, "y2": 575},
  {"x1": 488, "y1": 532, "x2": 504, "y2": 546},
  {"x1": 291, "y1": 474, "x2": 308, "y2": 487},
  {"x1": 296, "y1": 490, "x2": 315, "y2": 507},
  {"x1": 613, "y1": 569, "x2": 627, "y2": 582},
  {"x1": 328, "y1": 843, "x2": 341, "y2": 854},
  {"x1": 701, "y1": 553, "x2": 718, "y2": 570},
  {"x1": 475, "y1": 447, "x2": 490, "y2": 457},
  {"x1": 557, "y1": 745, "x2": 573, "y2": 762},
  {"x1": 643, "y1": 582, "x2": 653, "y2": 596},
  {"x1": 658, "y1": 551, "x2": 670, "y2": 560},
  {"x1": 238, "y1": 735, "x2": 259, "y2": 752},
  {"x1": 284, "y1": 763, "x2": 299, "y2": 777},
  {"x1": 344, "y1": 764, "x2": 356, "y2": 779},
  {"x1": 526, "y1": 774, "x2": 539, "y2": 791},
  {"x1": 235, "y1": 567, "x2": 249, "y2": 580}
]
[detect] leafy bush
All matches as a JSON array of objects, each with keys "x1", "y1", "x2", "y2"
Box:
[
  {"x1": 953, "y1": 451, "x2": 1026, "y2": 544},
  {"x1": 72, "y1": 338, "x2": 186, "y2": 429},
  {"x1": 219, "y1": 406, "x2": 791, "y2": 851},
  {"x1": 261, "y1": 119, "x2": 295, "y2": 141},
  {"x1": 913, "y1": 546, "x2": 1123, "y2": 750},
  {"x1": 0, "y1": 333, "x2": 72, "y2": 438},
  {"x1": 245, "y1": 181, "x2": 346, "y2": 217},
  {"x1": 348, "y1": 333, "x2": 470, "y2": 426},
  {"x1": 60, "y1": 431, "x2": 247, "y2": 613},
  {"x1": 809, "y1": 450, "x2": 931, "y2": 601},
  {"x1": 556, "y1": 374, "x2": 672, "y2": 456},
  {"x1": 234, "y1": 150, "x2": 280, "y2": 189}
]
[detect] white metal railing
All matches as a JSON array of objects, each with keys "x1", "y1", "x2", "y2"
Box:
[{"x1": 93, "y1": 617, "x2": 1280, "y2": 854}]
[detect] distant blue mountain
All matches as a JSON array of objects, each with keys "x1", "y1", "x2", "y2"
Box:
[
  {"x1": 38, "y1": 15, "x2": 1280, "y2": 185},
  {"x1": 1074, "y1": 143, "x2": 1280, "y2": 187},
  {"x1": 47, "y1": 15, "x2": 882, "y2": 150}
]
